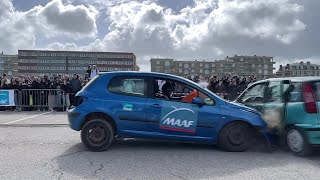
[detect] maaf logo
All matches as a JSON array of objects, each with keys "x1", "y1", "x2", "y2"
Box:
[{"x1": 160, "y1": 106, "x2": 197, "y2": 133}]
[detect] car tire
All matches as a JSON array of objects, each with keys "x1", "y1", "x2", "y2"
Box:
[
  {"x1": 286, "y1": 127, "x2": 313, "y2": 156},
  {"x1": 81, "y1": 119, "x2": 115, "y2": 152},
  {"x1": 218, "y1": 122, "x2": 251, "y2": 152}
]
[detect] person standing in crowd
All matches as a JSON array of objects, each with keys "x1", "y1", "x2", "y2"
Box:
[
  {"x1": 61, "y1": 76, "x2": 71, "y2": 110},
  {"x1": 228, "y1": 76, "x2": 239, "y2": 101},
  {"x1": 69, "y1": 74, "x2": 82, "y2": 107},
  {"x1": 86, "y1": 65, "x2": 92, "y2": 75},
  {"x1": 90, "y1": 65, "x2": 99, "y2": 79}
]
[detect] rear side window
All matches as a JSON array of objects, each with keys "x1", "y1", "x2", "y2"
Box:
[
  {"x1": 108, "y1": 76, "x2": 146, "y2": 97},
  {"x1": 311, "y1": 81, "x2": 320, "y2": 101},
  {"x1": 288, "y1": 82, "x2": 302, "y2": 102}
]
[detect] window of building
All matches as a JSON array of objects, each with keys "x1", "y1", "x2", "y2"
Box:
[
  {"x1": 204, "y1": 64, "x2": 209, "y2": 68},
  {"x1": 200, "y1": 69, "x2": 203, "y2": 73},
  {"x1": 200, "y1": 63, "x2": 203, "y2": 67},
  {"x1": 205, "y1": 70, "x2": 209, "y2": 75},
  {"x1": 264, "y1": 70, "x2": 268, "y2": 75},
  {"x1": 184, "y1": 64, "x2": 189, "y2": 68},
  {"x1": 179, "y1": 69, "x2": 182, "y2": 73},
  {"x1": 259, "y1": 69, "x2": 262, "y2": 74},
  {"x1": 179, "y1": 63, "x2": 182, "y2": 67},
  {"x1": 220, "y1": 64, "x2": 223, "y2": 67},
  {"x1": 164, "y1": 61, "x2": 170, "y2": 66},
  {"x1": 211, "y1": 63, "x2": 215, "y2": 67}
]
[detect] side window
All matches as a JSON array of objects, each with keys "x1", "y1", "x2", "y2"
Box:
[
  {"x1": 265, "y1": 81, "x2": 281, "y2": 103},
  {"x1": 108, "y1": 76, "x2": 146, "y2": 97},
  {"x1": 288, "y1": 82, "x2": 302, "y2": 102},
  {"x1": 239, "y1": 83, "x2": 266, "y2": 103},
  {"x1": 153, "y1": 78, "x2": 215, "y2": 105},
  {"x1": 154, "y1": 78, "x2": 192, "y2": 101},
  {"x1": 199, "y1": 91, "x2": 215, "y2": 106}
]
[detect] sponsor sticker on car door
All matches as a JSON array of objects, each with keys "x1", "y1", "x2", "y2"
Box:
[{"x1": 160, "y1": 101, "x2": 198, "y2": 133}]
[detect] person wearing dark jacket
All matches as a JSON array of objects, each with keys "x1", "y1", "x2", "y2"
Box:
[
  {"x1": 61, "y1": 77, "x2": 71, "y2": 110},
  {"x1": 69, "y1": 74, "x2": 82, "y2": 106}
]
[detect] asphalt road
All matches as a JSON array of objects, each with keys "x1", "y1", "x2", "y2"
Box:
[{"x1": 1, "y1": 111, "x2": 320, "y2": 180}]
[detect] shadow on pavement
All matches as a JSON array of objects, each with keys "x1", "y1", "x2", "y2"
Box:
[{"x1": 54, "y1": 139, "x2": 320, "y2": 179}]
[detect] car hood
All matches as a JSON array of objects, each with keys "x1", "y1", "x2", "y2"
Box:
[{"x1": 227, "y1": 101, "x2": 261, "y2": 115}]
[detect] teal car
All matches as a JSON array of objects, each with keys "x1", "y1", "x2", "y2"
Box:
[{"x1": 235, "y1": 77, "x2": 320, "y2": 156}]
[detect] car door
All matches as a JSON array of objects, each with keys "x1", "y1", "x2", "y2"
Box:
[
  {"x1": 107, "y1": 76, "x2": 148, "y2": 136},
  {"x1": 263, "y1": 81, "x2": 285, "y2": 129},
  {"x1": 145, "y1": 77, "x2": 222, "y2": 142},
  {"x1": 236, "y1": 82, "x2": 267, "y2": 112}
]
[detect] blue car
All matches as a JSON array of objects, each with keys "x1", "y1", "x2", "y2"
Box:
[{"x1": 68, "y1": 72, "x2": 271, "y2": 152}]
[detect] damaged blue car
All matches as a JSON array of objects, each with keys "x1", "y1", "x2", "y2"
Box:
[{"x1": 68, "y1": 72, "x2": 272, "y2": 152}]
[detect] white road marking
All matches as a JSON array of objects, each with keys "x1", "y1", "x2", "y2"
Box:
[{"x1": 5, "y1": 111, "x2": 52, "y2": 125}]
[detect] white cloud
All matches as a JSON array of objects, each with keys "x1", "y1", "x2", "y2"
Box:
[
  {"x1": 0, "y1": 0, "x2": 98, "y2": 54},
  {"x1": 47, "y1": 42, "x2": 78, "y2": 51},
  {"x1": 2, "y1": 0, "x2": 318, "y2": 72},
  {"x1": 72, "y1": 0, "x2": 306, "y2": 71},
  {"x1": 39, "y1": 0, "x2": 98, "y2": 36}
]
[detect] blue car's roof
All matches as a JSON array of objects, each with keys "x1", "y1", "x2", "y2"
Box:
[
  {"x1": 99, "y1": 71, "x2": 198, "y2": 85},
  {"x1": 99, "y1": 71, "x2": 183, "y2": 78}
]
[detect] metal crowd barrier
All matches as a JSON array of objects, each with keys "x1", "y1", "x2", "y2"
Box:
[{"x1": 0, "y1": 89, "x2": 71, "y2": 111}]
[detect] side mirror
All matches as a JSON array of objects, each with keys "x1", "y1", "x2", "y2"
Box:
[{"x1": 192, "y1": 97, "x2": 205, "y2": 106}]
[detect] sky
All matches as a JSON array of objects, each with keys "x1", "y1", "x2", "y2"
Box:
[{"x1": 1, "y1": 0, "x2": 319, "y2": 71}]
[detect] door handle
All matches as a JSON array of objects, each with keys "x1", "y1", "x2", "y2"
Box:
[{"x1": 151, "y1": 104, "x2": 162, "y2": 108}]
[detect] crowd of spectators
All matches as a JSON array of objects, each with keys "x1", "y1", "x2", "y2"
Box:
[
  {"x1": 0, "y1": 65, "x2": 100, "y2": 111},
  {"x1": 187, "y1": 74, "x2": 262, "y2": 100}
]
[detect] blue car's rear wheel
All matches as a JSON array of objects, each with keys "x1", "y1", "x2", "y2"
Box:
[
  {"x1": 81, "y1": 119, "x2": 115, "y2": 152},
  {"x1": 218, "y1": 122, "x2": 251, "y2": 152}
]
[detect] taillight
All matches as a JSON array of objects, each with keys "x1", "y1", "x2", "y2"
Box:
[{"x1": 302, "y1": 82, "x2": 318, "y2": 114}]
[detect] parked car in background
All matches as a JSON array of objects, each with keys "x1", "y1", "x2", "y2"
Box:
[
  {"x1": 68, "y1": 72, "x2": 272, "y2": 152},
  {"x1": 236, "y1": 77, "x2": 320, "y2": 156}
]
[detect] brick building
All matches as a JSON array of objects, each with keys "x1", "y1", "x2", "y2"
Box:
[
  {"x1": 18, "y1": 50, "x2": 137, "y2": 77},
  {"x1": 0, "y1": 53, "x2": 18, "y2": 77},
  {"x1": 150, "y1": 55, "x2": 275, "y2": 79},
  {"x1": 276, "y1": 61, "x2": 320, "y2": 77}
]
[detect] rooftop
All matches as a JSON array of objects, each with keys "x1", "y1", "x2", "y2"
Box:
[{"x1": 18, "y1": 50, "x2": 135, "y2": 55}]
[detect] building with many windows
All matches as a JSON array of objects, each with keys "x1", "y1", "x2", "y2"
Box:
[
  {"x1": 0, "y1": 53, "x2": 18, "y2": 77},
  {"x1": 18, "y1": 50, "x2": 137, "y2": 77},
  {"x1": 276, "y1": 61, "x2": 320, "y2": 77},
  {"x1": 150, "y1": 55, "x2": 275, "y2": 79}
]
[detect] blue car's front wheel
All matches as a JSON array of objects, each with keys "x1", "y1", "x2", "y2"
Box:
[
  {"x1": 81, "y1": 119, "x2": 115, "y2": 152},
  {"x1": 218, "y1": 122, "x2": 252, "y2": 152}
]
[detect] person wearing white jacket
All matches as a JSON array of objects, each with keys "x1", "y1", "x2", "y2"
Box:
[{"x1": 90, "y1": 65, "x2": 99, "y2": 79}]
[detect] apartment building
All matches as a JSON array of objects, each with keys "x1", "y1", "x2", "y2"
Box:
[
  {"x1": 18, "y1": 50, "x2": 137, "y2": 77},
  {"x1": 276, "y1": 61, "x2": 320, "y2": 77},
  {"x1": 0, "y1": 53, "x2": 18, "y2": 77},
  {"x1": 150, "y1": 55, "x2": 275, "y2": 79}
]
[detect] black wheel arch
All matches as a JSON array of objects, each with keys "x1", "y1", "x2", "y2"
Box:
[{"x1": 81, "y1": 112, "x2": 117, "y2": 135}]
